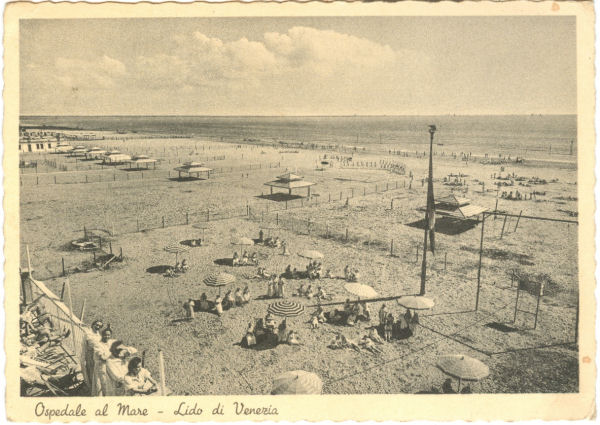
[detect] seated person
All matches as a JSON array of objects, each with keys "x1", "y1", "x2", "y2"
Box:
[
  {"x1": 234, "y1": 288, "x2": 244, "y2": 306},
  {"x1": 297, "y1": 283, "x2": 307, "y2": 297},
  {"x1": 359, "y1": 302, "x2": 371, "y2": 321},
  {"x1": 292, "y1": 267, "x2": 299, "y2": 278},
  {"x1": 264, "y1": 313, "x2": 277, "y2": 333},
  {"x1": 343, "y1": 299, "x2": 353, "y2": 313},
  {"x1": 285, "y1": 265, "x2": 293, "y2": 278},
  {"x1": 277, "y1": 319, "x2": 288, "y2": 343},
  {"x1": 316, "y1": 287, "x2": 330, "y2": 301},
  {"x1": 225, "y1": 290, "x2": 236, "y2": 309},
  {"x1": 181, "y1": 259, "x2": 189, "y2": 272},
  {"x1": 241, "y1": 251, "x2": 249, "y2": 265},
  {"x1": 346, "y1": 312, "x2": 358, "y2": 326},
  {"x1": 232, "y1": 252, "x2": 240, "y2": 266},
  {"x1": 174, "y1": 261, "x2": 181, "y2": 272},
  {"x1": 242, "y1": 287, "x2": 251, "y2": 304},
  {"x1": 359, "y1": 335, "x2": 382, "y2": 354},
  {"x1": 198, "y1": 293, "x2": 210, "y2": 311},
  {"x1": 368, "y1": 327, "x2": 385, "y2": 344},
  {"x1": 305, "y1": 285, "x2": 315, "y2": 299},
  {"x1": 324, "y1": 269, "x2": 333, "y2": 278},
  {"x1": 250, "y1": 252, "x2": 259, "y2": 265},
  {"x1": 123, "y1": 357, "x2": 158, "y2": 396},
  {"x1": 287, "y1": 330, "x2": 300, "y2": 345},
  {"x1": 442, "y1": 378, "x2": 456, "y2": 394},
  {"x1": 313, "y1": 306, "x2": 327, "y2": 323}
]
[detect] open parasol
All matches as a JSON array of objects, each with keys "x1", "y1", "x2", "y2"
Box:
[
  {"x1": 437, "y1": 354, "x2": 490, "y2": 391},
  {"x1": 271, "y1": 370, "x2": 323, "y2": 395},
  {"x1": 231, "y1": 237, "x2": 254, "y2": 246},
  {"x1": 204, "y1": 272, "x2": 235, "y2": 295},
  {"x1": 164, "y1": 242, "x2": 190, "y2": 263},
  {"x1": 396, "y1": 295, "x2": 435, "y2": 311},
  {"x1": 344, "y1": 283, "x2": 378, "y2": 299},
  {"x1": 267, "y1": 300, "x2": 305, "y2": 317},
  {"x1": 297, "y1": 250, "x2": 324, "y2": 260},
  {"x1": 192, "y1": 223, "x2": 209, "y2": 240}
]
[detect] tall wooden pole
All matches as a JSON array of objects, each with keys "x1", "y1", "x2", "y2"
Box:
[
  {"x1": 475, "y1": 213, "x2": 486, "y2": 311},
  {"x1": 420, "y1": 125, "x2": 436, "y2": 296}
]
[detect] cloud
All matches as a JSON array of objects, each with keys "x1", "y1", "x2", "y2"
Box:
[{"x1": 53, "y1": 55, "x2": 126, "y2": 89}]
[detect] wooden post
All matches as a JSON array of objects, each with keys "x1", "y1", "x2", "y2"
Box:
[
  {"x1": 276, "y1": 213, "x2": 279, "y2": 226},
  {"x1": 64, "y1": 279, "x2": 78, "y2": 353},
  {"x1": 364, "y1": 187, "x2": 366, "y2": 196},
  {"x1": 93, "y1": 251, "x2": 96, "y2": 262},
  {"x1": 326, "y1": 223, "x2": 329, "y2": 238},
  {"x1": 60, "y1": 281, "x2": 66, "y2": 301},
  {"x1": 80, "y1": 299, "x2": 87, "y2": 321},
  {"x1": 475, "y1": 214, "x2": 486, "y2": 311},
  {"x1": 340, "y1": 191, "x2": 342, "y2": 200},
  {"x1": 120, "y1": 247, "x2": 123, "y2": 260},
  {"x1": 136, "y1": 218, "x2": 140, "y2": 232},
  {"x1": 54, "y1": 176, "x2": 57, "y2": 184},
  {"x1": 86, "y1": 175, "x2": 88, "y2": 183},
  {"x1": 162, "y1": 216, "x2": 165, "y2": 228},
  {"x1": 158, "y1": 349, "x2": 167, "y2": 396},
  {"x1": 416, "y1": 245, "x2": 419, "y2": 263},
  {"x1": 533, "y1": 281, "x2": 544, "y2": 329},
  {"x1": 514, "y1": 210, "x2": 523, "y2": 232},
  {"x1": 62, "y1": 257, "x2": 66, "y2": 276},
  {"x1": 84, "y1": 226, "x2": 87, "y2": 240},
  {"x1": 513, "y1": 286, "x2": 521, "y2": 323},
  {"x1": 206, "y1": 208, "x2": 210, "y2": 222},
  {"x1": 444, "y1": 252, "x2": 447, "y2": 271},
  {"x1": 328, "y1": 193, "x2": 331, "y2": 202},
  {"x1": 285, "y1": 201, "x2": 288, "y2": 210},
  {"x1": 109, "y1": 242, "x2": 113, "y2": 254},
  {"x1": 500, "y1": 214, "x2": 508, "y2": 238},
  {"x1": 390, "y1": 239, "x2": 394, "y2": 256},
  {"x1": 345, "y1": 228, "x2": 349, "y2": 241}
]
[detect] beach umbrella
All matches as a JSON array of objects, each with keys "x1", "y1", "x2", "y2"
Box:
[
  {"x1": 163, "y1": 242, "x2": 189, "y2": 263},
  {"x1": 204, "y1": 272, "x2": 235, "y2": 295},
  {"x1": 271, "y1": 370, "x2": 323, "y2": 395},
  {"x1": 192, "y1": 223, "x2": 209, "y2": 240},
  {"x1": 437, "y1": 354, "x2": 490, "y2": 391},
  {"x1": 396, "y1": 295, "x2": 435, "y2": 311},
  {"x1": 231, "y1": 237, "x2": 254, "y2": 246},
  {"x1": 297, "y1": 250, "x2": 324, "y2": 260},
  {"x1": 344, "y1": 283, "x2": 378, "y2": 299},
  {"x1": 267, "y1": 300, "x2": 305, "y2": 317}
]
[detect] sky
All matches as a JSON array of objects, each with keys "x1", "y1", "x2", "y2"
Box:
[{"x1": 20, "y1": 17, "x2": 576, "y2": 116}]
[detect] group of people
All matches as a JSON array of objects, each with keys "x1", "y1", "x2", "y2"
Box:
[
  {"x1": 266, "y1": 275, "x2": 287, "y2": 298},
  {"x1": 241, "y1": 314, "x2": 300, "y2": 348},
  {"x1": 82, "y1": 320, "x2": 158, "y2": 396},
  {"x1": 328, "y1": 329, "x2": 384, "y2": 354},
  {"x1": 378, "y1": 304, "x2": 420, "y2": 341},
  {"x1": 297, "y1": 284, "x2": 331, "y2": 301},
  {"x1": 258, "y1": 230, "x2": 284, "y2": 249},
  {"x1": 185, "y1": 288, "x2": 252, "y2": 318},
  {"x1": 165, "y1": 259, "x2": 189, "y2": 277},
  {"x1": 306, "y1": 260, "x2": 324, "y2": 280},
  {"x1": 343, "y1": 265, "x2": 360, "y2": 282},
  {"x1": 324, "y1": 299, "x2": 371, "y2": 326},
  {"x1": 232, "y1": 251, "x2": 258, "y2": 266}
]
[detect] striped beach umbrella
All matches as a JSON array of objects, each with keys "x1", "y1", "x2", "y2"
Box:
[
  {"x1": 297, "y1": 250, "x2": 324, "y2": 260},
  {"x1": 267, "y1": 300, "x2": 305, "y2": 317},
  {"x1": 164, "y1": 242, "x2": 189, "y2": 263},
  {"x1": 271, "y1": 370, "x2": 323, "y2": 395},
  {"x1": 204, "y1": 272, "x2": 235, "y2": 295},
  {"x1": 344, "y1": 283, "x2": 378, "y2": 299}
]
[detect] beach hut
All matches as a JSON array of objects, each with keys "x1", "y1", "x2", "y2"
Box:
[
  {"x1": 174, "y1": 161, "x2": 213, "y2": 179},
  {"x1": 264, "y1": 172, "x2": 316, "y2": 197},
  {"x1": 128, "y1": 154, "x2": 158, "y2": 169},
  {"x1": 434, "y1": 194, "x2": 488, "y2": 219},
  {"x1": 85, "y1": 147, "x2": 106, "y2": 160},
  {"x1": 104, "y1": 152, "x2": 132, "y2": 164}
]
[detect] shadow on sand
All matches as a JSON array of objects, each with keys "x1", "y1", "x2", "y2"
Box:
[
  {"x1": 168, "y1": 176, "x2": 208, "y2": 182},
  {"x1": 147, "y1": 265, "x2": 173, "y2": 274},
  {"x1": 256, "y1": 193, "x2": 305, "y2": 202},
  {"x1": 405, "y1": 216, "x2": 479, "y2": 236}
]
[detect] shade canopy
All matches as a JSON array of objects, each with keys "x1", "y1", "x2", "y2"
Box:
[
  {"x1": 204, "y1": 272, "x2": 235, "y2": 287},
  {"x1": 267, "y1": 300, "x2": 305, "y2": 317},
  {"x1": 272, "y1": 370, "x2": 323, "y2": 395},
  {"x1": 344, "y1": 283, "x2": 378, "y2": 299},
  {"x1": 396, "y1": 296, "x2": 435, "y2": 310},
  {"x1": 297, "y1": 250, "x2": 324, "y2": 260},
  {"x1": 230, "y1": 237, "x2": 254, "y2": 246},
  {"x1": 164, "y1": 243, "x2": 190, "y2": 255},
  {"x1": 437, "y1": 354, "x2": 490, "y2": 381}
]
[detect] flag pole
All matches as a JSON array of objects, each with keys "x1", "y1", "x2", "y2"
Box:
[{"x1": 420, "y1": 125, "x2": 436, "y2": 295}]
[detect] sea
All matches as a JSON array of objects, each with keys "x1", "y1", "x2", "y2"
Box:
[{"x1": 20, "y1": 115, "x2": 577, "y2": 159}]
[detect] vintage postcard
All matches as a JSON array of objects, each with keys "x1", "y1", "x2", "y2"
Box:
[{"x1": 4, "y1": 0, "x2": 596, "y2": 422}]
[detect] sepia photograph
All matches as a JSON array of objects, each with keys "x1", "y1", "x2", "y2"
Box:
[{"x1": 5, "y1": 1, "x2": 595, "y2": 422}]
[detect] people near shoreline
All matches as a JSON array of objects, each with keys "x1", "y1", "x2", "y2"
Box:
[{"x1": 123, "y1": 357, "x2": 158, "y2": 396}]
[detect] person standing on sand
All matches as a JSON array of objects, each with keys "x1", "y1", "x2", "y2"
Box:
[
  {"x1": 379, "y1": 304, "x2": 388, "y2": 327},
  {"x1": 214, "y1": 295, "x2": 223, "y2": 316}
]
